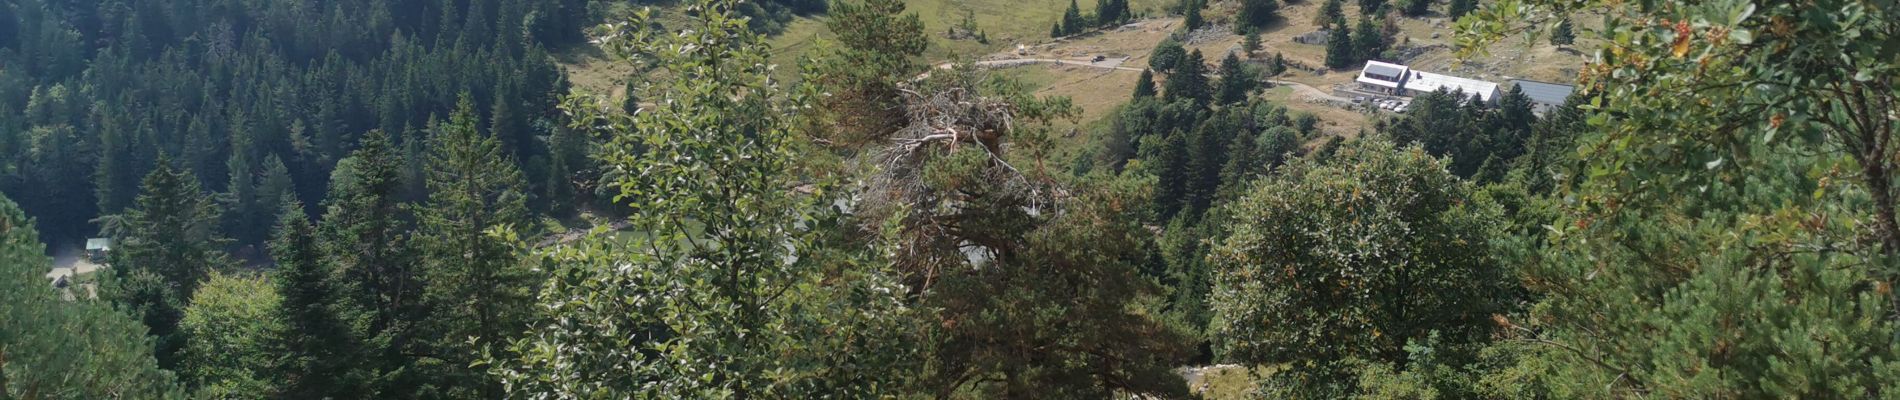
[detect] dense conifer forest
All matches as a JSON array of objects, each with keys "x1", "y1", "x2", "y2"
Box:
[{"x1": 1, "y1": 0, "x2": 1898, "y2": 397}]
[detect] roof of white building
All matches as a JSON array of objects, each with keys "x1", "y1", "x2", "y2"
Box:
[
  {"x1": 1510, "y1": 79, "x2": 1576, "y2": 106},
  {"x1": 1406, "y1": 71, "x2": 1501, "y2": 102},
  {"x1": 1356, "y1": 60, "x2": 1410, "y2": 88}
]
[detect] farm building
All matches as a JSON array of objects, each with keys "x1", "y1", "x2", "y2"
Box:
[
  {"x1": 1510, "y1": 79, "x2": 1577, "y2": 115},
  {"x1": 1355, "y1": 60, "x2": 1411, "y2": 95},
  {"x1": 1355, "y1": 61, "x2": 1502, "y2": 105}
]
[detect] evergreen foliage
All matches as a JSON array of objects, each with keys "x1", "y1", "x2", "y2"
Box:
[
  {"x1": 807, "y1": 0, "x2": 929, "y2": 145},
  {"x1": 1183, "y1": 0, "x2": 1206, "y2": 30},
  {"x1": 0, "y1": 0, "x2": 588, "y2": 252},
  {"x1": 0, "y1": 193, "x2": 185, "y2": 398},
  {"x1": 1134, "y1": 69, "x2": 1159, "y2": 98},
  {"x1": 411, "y1": 95, "x2": 535, "y2": 398},
  {"x1": 1447, "y1": 0, "x2": 1477, "y2": 19},
  {"x1": 1236, "y1": 0, "x2": 1280, "y2": 32},
  {"x1": 1315, "y1": 0, "x2": 1346, "y2": 29},
  {"x1": 1359, "y1": 0, "x2": 1387, "y2": 15},
  {"x1": 103, "y1": 158, "x2": 230, "y2": 370},
  {"x1": 1325, "y1": 19, "x2": 1356, "y2": 68},
  {"x1": 1548, "y1": 17, "x2": 1574, "y2": 45},
  {"x1": 1216, "y1": 52, "x2": 1258, "y2": 105},
  {"x1": 1352, "y1": 16, "x2": 1387, "y2": 62},
  {"x1": 1163, "y1": 50, "x2": 1212, "y2": 105},
  {"x1": 267, "y1": 201, "x2": 371, "y2": 399},
  {"x1": 1096, "y1": 0, "x2": 1133, "y2": 27}
]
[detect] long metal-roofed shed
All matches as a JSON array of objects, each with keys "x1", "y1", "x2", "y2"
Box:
[{"x1": 1510, "y1": 79, "x2": 1577, "y2": 115}]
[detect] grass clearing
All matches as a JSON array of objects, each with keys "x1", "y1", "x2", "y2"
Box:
[{"x1": 1185, "y1": 364, "x2": 1280, "y2": 399}]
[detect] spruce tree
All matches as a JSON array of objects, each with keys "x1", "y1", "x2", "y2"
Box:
[
  {"x1": 1216, "y1": 52, "x2": 1256, "y2": 105},
  {"x1": 414, "y1": 95, "x2": 535, "y2": 398},
  {"x1": 1314, "y1": 0, "x2": 1345, "y2": 29},
  {"x1": 1096, "y1": 0, "x2": 1128, "y2": 26},
  {"x1": 106, "y1": 157, "x2": 230, "y2": 370},
  {"x1": 223, "y1": 129, "x2": 263, "y2": 246},
  {"x1": 1352, "y1": 16, "x2": 1385, "y2": 62},
  {"x1": 316, "y1": 130, "x2": 417, "y2": 395},
  {"x1": 1242, "y1": 29, "x2": 1263, "y2": 56},
  {"x1": 1236, "y1": 0, "x2": 1279, "y2": 32},
  {"x1": 1152, "y1": 129, "x2": 1192, "y2": 220},
  {"x1": 1184, "y1": 1, "x2": 1205, "y2": 30},
  {"x1": 1134, "y1": 68, "x2": 1158, "y2": 98},
  {"x1": 1268, "y1": 52, "x2": 1288, "y2": 76},
  {"x1": 1402, "y1": 0, "x2": 1431, "y2": 16},
  {"x1": 1447, "y1": 0, "x2": 1476, "y2": 19},
  {"x1": 1548, "y1": 17, "x2": 1574, "y2": 45},
  {"x1": 257, "y1": 155, "x2": 295, "y2": 220},
  {"x1": 1358, "y1": 0, "x2": 1387, "y2": 15},
  {"x1": 1163, "y1": 50, "x2": 1212, "y2": 105},
  {"x1": 269, "y1": 200, "x2": 370, "y2": 399},
  {"x1": 1325, "y1": 18, "x2": 1355, "y2": 68},
  {"x1": 1062, "y1": 0, "x2": 1085, "y2": 35}
]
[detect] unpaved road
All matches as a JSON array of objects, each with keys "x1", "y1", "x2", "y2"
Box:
[{"x1": 929, "y1": 57, "x2": 1344, "y2": 104}]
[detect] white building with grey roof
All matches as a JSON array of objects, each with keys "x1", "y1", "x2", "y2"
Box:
[{"x1": 1355, "y1": 61, "x2": 1503, "y2": 106}]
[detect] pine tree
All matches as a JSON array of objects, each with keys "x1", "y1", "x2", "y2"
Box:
[
  {"x1": 1052, "y1": 21, "x2": 1064, "y2": 37},
  {"x1": 1402, "y1": 0, "x2": 1431, "y2": 16},
  {"x1": 811, "y1": 0, "x2": 929, "y2": 144},
  {"x1": 1548, "y1": 17, "x2": 1574, "y2": 45},
  {"x1": 1325, "y1": 18, "x2": 1355, "y2": 68},
  {"x1": 1134, "y1": 68, "x2": 1159, "y2": 98},
  {"x1": 1268, "y1": 52, "x2": 1288, "y2": 76},
  {"x1": 1164, "y1": 50, "x2": 1212, "y2": 104},
  {"x1": 1216, "y1": 52, "x2": 1256, "y2": 105},
  {"x1": 414, "y1": 95, "x2": 535, "y2": 397}
]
